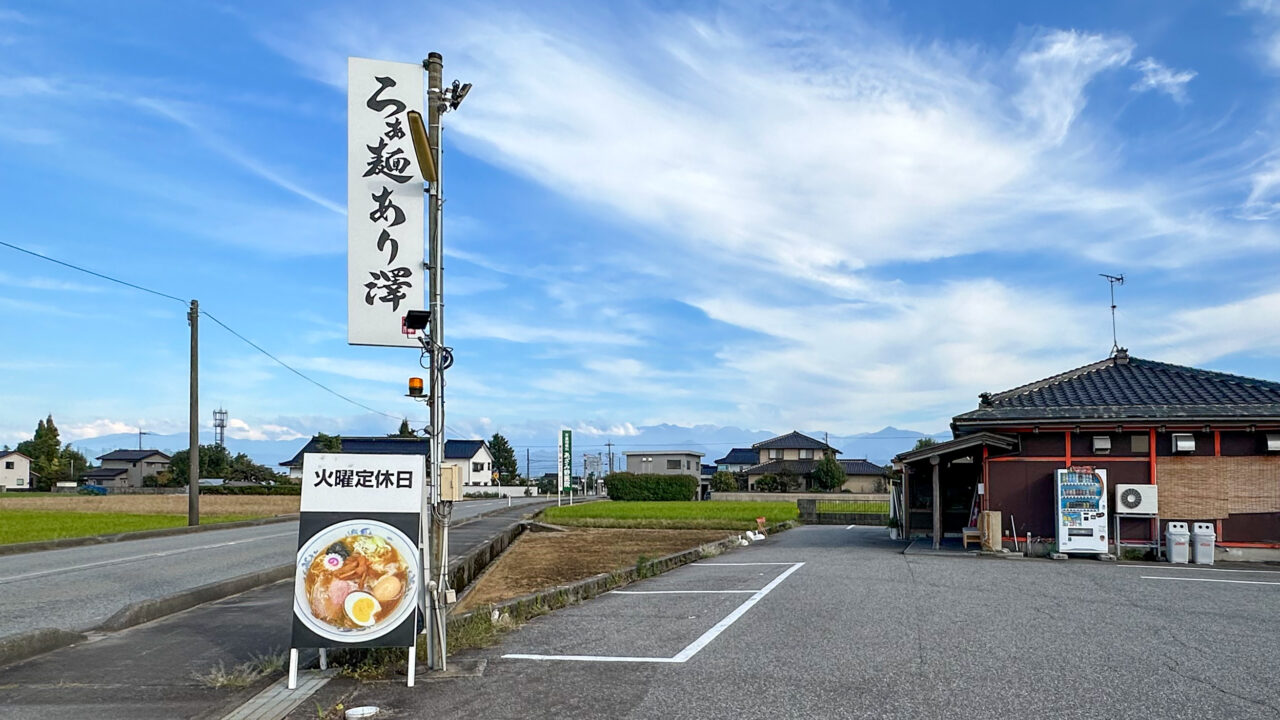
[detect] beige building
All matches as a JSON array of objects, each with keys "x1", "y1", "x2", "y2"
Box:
[
  {"x1": 623, "y1": 450, "x2": 705, "y2": 476},
  {"x1": 0, "y1": 451, "x2": 31, "y2": 490},
  {"x1": 84, "y1": 450, "x2": 171, "y2": 488}
]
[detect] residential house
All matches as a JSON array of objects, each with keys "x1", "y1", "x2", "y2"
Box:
[
  {"x1": 444, "y1": 439, "x2": 496, "y2": 487},
  {"x1": 743, "y1": 431, "x2": 885, "y2": 492},
  {"x1": 87, "y1": 450, "x2": 171, "y2": 489},
  {"x1": 0, "y1": 451, "x2": 31, "y2": 491},
  {"x1": 714, "y1": 448, "x2": 757, "y2": 474},
  {"x1": 893, "y1": 349, "x2": 1280, "y2": 549},
  {"x1": 839, "y1": 458, "x2": 889, "y2": 493}
]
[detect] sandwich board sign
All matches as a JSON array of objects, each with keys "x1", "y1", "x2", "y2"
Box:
[
  {"x1": 347, "y1": 57, "x2": 427, "y2": 348},
  {"x1": 288, "y1": 453, "x2": 424, "y2": 688}
]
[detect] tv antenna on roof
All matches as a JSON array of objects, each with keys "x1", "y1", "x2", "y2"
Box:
[{"x1": 1100, "y1": 273, "x2": 1125, "y2": 355}]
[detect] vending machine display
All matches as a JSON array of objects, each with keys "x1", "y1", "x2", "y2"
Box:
[{"x1": 1056, "y1": 467, "x2": 1108, "y2": 554}]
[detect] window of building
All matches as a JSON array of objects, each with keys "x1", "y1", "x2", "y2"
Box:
[
  {"x1": 472, "y1": 462, "x2": 484, "y2": 472},
  {"x1": 666, "y1": 459, "x2": 681, "y2": 470},
  {"x1": 799, "y1": 449, "x2": 814, "y2": 460},
  {"x1": 768, "y1": 448, "x2": 781, "y2": 460},
  {"x1": 686, "y1": 460, "x2": 692, "y2": 469},
  {"x1": 4, "y1": 461, "x2": 12, "y2": 470}
]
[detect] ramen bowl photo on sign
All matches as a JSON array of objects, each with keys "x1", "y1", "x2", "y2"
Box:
[{"x1": 294, "y1": 519, "x2": 419, "y2": 643}]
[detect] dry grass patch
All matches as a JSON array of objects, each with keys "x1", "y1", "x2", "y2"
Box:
[
  {"x1": 0, "y1": 494, "x2": 298, "y2": 516},
  {"x1": 455, "y1": 527, "x2": 732, "y2": 612}
]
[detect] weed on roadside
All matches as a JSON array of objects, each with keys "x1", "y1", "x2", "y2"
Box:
[{"x1": 192, "y1": 649, "x2": 286, "y2": 689}]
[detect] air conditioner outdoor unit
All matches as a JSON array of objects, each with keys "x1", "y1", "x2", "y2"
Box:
[
  {"x1": 1172, "y1": 433, "x2": 1196, "y2": 453},
  {"x1": 1267, "y1": 434, "x2": 1280, "y2": 453},
  {"x1": 1115, "y1": 484, "x2": 1159, "y2": 516}
]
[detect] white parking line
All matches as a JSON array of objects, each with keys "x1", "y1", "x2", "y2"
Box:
[
  {"x1": 690, "y1": 562, "x2": 796, "y2": 566},
  {"x1": 1119, "y1": 565, "x2": 1280, "y2": 575},
  {"x1": 611, "y1": 590, "x2": 757, "y2": 595},
  {"x1": 503, "y1": 561, "x2": 804, "y2": 663},
  {"x1": 1141, "y1": 576, "x2": 1280, "y2": 586}
]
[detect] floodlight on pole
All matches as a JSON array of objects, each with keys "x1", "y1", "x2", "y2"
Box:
[{"x1": 406, "y1": 110, "x2": 437, "y2": 184}]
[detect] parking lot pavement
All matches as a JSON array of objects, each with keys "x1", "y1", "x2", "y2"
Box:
[{"x1": 298, "y1": 524, "x2": 1280, "y2": 720}]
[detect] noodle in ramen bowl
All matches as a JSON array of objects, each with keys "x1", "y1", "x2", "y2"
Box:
[{"x1": 294, "y1": 519, "x2": 418, "y2": 643}]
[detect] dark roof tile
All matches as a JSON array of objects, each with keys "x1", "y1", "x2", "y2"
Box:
[
  {"x1": 955, "y1": 354, "x2": 1280, "y2": 424},
  {"x1": 714, "y1": 448, "x2": 758, "y2": 465},
  {"x1": 752, "y1": 431, "x2": 839, "y2": 452},
  {"x1": 97, "y1": 450, "x2": 171, "y2": 462}
]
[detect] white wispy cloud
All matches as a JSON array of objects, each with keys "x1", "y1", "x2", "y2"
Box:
[
  {"x1": 1243, "y1": 0, "x2": 1280, "y2": 69},
  {"x1": 134, "y1": 97, "x2": 344, "y2": 215},
  {"x1": 242, "y1": 4, "x2": 1280, "y2": 432},
  {"x1": 0, "y1": 271, "x2": 106, "y2": 293},
  {"x1": 1014, "y1": 30, "x2": 1134, "y2": 144},
  {"x1": 1131, "y1": 57, "x2": 1196, "y2": 102},
  {"x1": 225, "y1": 417, "x2": 308, "y2": 442}
]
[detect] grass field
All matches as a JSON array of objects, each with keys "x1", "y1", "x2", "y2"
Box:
[
  {"x1": 815, "y1": 500, "x2": 889, "y2": 514},
  {"x1": 0, "y1": 509, "x2": 265, "y2": 545},
  {"x1": 543, "y1": 500, "x2": 798, "y2": 529},
  {"x1": 0, "y1": 494, "x2": 299, "y2": 516},
  {"x1": 0, "y1": 495, "x2": 298, "y2": 545}
]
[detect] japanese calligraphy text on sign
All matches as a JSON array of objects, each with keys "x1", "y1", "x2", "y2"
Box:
[
  {"x1": 301, "y1": 453, "x2": 425, "y2": 514},
  {"x1": 347, "y1": 57, "x2": 426, "y2": 348}
]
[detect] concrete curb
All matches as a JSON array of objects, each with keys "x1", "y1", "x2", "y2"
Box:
[
  {"x1": 0, "y1": 500, "x2": 554, "y2": 669},
  {"x1": 0, "y1": 628, "x2": 87, "y2": 669},
  {"x1": 98, "y1": 564, "x2": 293, "y2": 632},
  {"x1": 450, "y1": 500, "x2": 555, "y2": 529},
  {"x1": 0, "y1": 514, "x2": 300, "y2": 557},
  {"x1": 449, "y1": 520, "x2": 796, "y2": 629}
]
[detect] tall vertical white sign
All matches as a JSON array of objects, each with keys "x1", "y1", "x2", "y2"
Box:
[{"x1": 348, "y1": 57, "x2": 426, "y2": 347}]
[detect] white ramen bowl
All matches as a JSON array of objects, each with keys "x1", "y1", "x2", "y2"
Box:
[{"x1": 294, "y1": 519, "x2": 419, "y2": 643}]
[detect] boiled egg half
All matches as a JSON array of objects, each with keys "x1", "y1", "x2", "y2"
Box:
[{"x1": 344, "y1": 591, "x2": 381, "y2": 627}]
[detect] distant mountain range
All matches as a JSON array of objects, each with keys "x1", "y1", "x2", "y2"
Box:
[{"x1": 70, "y1": 424, "x2": 949, "y2": 475}]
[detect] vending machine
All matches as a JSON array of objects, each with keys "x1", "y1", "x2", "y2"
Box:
[{"x1": 1056, "y1": 466, "x2": 1108, "y2": 554}]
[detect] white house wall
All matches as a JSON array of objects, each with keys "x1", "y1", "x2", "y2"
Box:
[{"x1": 0, "y1": 455, "x2": 30, "y2": 490}]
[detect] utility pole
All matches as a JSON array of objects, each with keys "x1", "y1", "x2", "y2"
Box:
[
  {"x1": 423, "y1": 51, "x2": 464, "y2": 673},
  {"x1": 605, "y1": 440, "x2": 614, "y2": 475},
  {"x1": 525, "y1": 448, "x2": 530, "y2": 485},
  {"x1": 188, "y1": 299, "x2": 199, "y2": 527}
]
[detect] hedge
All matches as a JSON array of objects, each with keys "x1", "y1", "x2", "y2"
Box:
[
  {"x1": 604, "y1": 473, "x2": 698, "y2": 501},
  {"x1": 199, "y1": 484, "x2": 302, "y2": 495}
]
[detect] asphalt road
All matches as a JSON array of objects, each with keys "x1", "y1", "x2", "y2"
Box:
[
  {"x1": 0, "y1": 496, "x2": 548, "y2": 642},
  {"x1": 314, "y1": 525, "x2": 1280, "y2": 720}
]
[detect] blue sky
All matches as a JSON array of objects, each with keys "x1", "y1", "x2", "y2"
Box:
[{"x1": 3, "y1": 1, "x2": 1280, "y2": 452}]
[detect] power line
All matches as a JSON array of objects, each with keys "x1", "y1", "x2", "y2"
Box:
[
  {"x1": 0, "y1": 239, "x2": 188, "y2": 305},
  {"x1": 201, "y1": 310, "x2": 426, "y2": 424},
  {"x1": 0, "y1": 238, "x2": 426, "y2": 424}
]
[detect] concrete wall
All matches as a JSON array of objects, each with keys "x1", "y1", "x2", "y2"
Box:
[
  {"x1": 840, "y1": 474, "x2": 884, "y2": 494},
  {"x1": 463, "y1": 485, "x2": 540, "y2": 498}
]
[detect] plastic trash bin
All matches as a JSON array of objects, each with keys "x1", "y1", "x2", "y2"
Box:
[
  {"x1": 1165, "y1": 522, "x2": 1190, "y2": 564},
  {"x1": 1191, "y1": 522, "x2": 1216, "y2": 565}
]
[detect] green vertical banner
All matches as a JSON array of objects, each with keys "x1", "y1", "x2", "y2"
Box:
[{"x1": 559, "y1": 429, "x2": 573, "y2": 491}]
